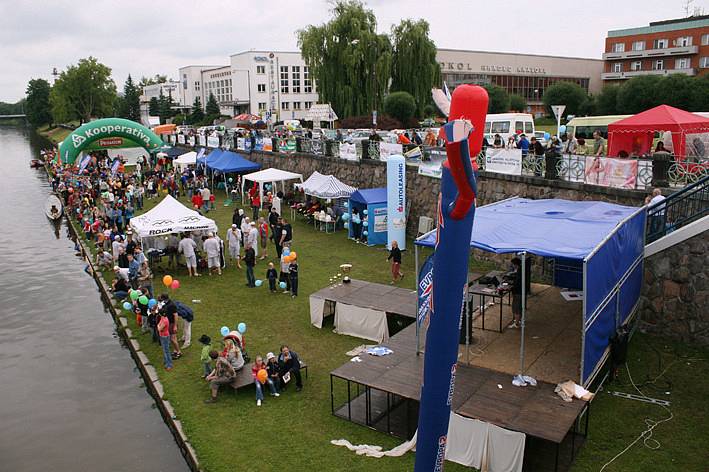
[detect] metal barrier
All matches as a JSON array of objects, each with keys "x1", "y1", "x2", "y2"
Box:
[{"x1": 646, "y1": 175, "x2": 709, "y2": 243}]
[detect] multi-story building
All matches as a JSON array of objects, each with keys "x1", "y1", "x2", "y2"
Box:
[
  {"x1": 437, "y1": 49, "x2": 603, "y2": 116},
  {"x1": 140, "y1": 80, "x2": 182, "y2": 117},
  {"x1": 178, "y1": 65, "x2": 222, "y2": 110},
  {"x1": 200, "y1": 65, "x2": 237, "y2": 116},
  {"x1": 602, "y1": 15, "x2": 709, "y2": 84}
]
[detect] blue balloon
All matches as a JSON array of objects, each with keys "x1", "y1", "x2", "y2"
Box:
[
  {"x1": 363, "y1": 220, "x2": 368, "y2": 227},
  {"x1": 279, "y1": 281, "x2": 287, "y2": 289},
  {"x1": 220, "y1": 326, "x2": 229, "y2": 336},
  {"x1": 237, "y1": 322, "x2": 247, "y2": 334},
  {"x1": 363, "y1": 230, "x2": 369, "y2": 236},
  {"x1": 282, "y1": 247, "x2": 291, "y2": 257},
  {"x1": 123, "y1": 301, "x2": 132, "y2": 311},
  {"x1": 363, "y1": 209, "x2": 368, "y2": 215},
  {"x1": 342, "y1": 213, "x2": 350, "y2": 221},
  {"x1": 344, "y1": 222, "x2": 349, "y2": 229},
  {"x1": 255, "y1": 279, "x2": 263, "y2": 287},
  {"x1": 543, "y1": 132, "x2": 551, "y2": 140},
  {"x1": 148, "y1": 298, "x2": 157, "y2": 308},
  {"x1": 352, "y1": 215, "x2": 361, "y2": 224},
  {"x1": 559, "y1": 125, "x2": 567, "y2": 134}
]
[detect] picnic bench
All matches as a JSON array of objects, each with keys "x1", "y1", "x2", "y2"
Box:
[{"x1": 227, "y1": 360, "x2": 309, "y2": 391}]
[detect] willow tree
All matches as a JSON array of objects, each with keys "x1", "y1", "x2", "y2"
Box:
[
  {"x1": 298, "y1": 0, "x2": 392, "y2": 118},
  {"x1": 390, "y1": 19, "x2": 441, "y2": 117}
]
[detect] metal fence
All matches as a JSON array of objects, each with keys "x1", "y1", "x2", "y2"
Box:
[{"x1": 646, "y1": 175, "x2": 709, "y2": 243}]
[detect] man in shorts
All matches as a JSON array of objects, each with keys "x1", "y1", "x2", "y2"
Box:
[
  {"x1": 203, "y1": 232, "x2": 222, "y2": 276},
  {"x1": 226, "y1": 224, "x2": 242, "y2": 269},
  {"x1": 178, "y1": 233, "x2": 199, "y2": 277}
]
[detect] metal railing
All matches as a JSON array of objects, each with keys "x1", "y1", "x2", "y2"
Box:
[{"x1": 646, "y1": 175, "x2": 709, "y2": 243}]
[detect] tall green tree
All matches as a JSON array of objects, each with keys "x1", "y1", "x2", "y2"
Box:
[
  {"x1": 615, "y1": 75, "x2": 663, "y2": 114},
  {"x1": 148, "y1": 96, "x2": 160, "y2": 116},
  {"x1": 509, "y1": 94, "x2": 527, "y2": 112},
  {"x1": 190, "y1": 96, "x2": 204, "y2": 124},
  {"x1": 122, "y1": 74, "x2": 141, "y2": 122},
  {"x1": 157, "y1": 90, "x2": 175, "y2": 124},
  {"x1": 298, "y1": 0, "x2": 392, "y2": 118},
  {"x1": 542, "y1": 81, "x2": 588, "y2": 117},
  {"x1": 483, "y1": 84, "x2": 510, "y2": 114},
  {"x1": 205, "y1": 93, "x2": 220, "y2": 116},
  {"x1": 49, "y1": 56, "x2": 116, "y2": 123},
  {"x1": 596, "y1": 85, "x2": 620, "y2": 115},
  {"x1": 138, "y1": 74, "x2": 169, "y2": 88},
  {"x1": 390, "y1": 19, "x2": 440, "y2": 117},
  {"x1": 384, "y1": 91, "x2": 416, "y2": 126},
  {"x1": 25, "y1": 78, "x2": 52, "y2": 126}
]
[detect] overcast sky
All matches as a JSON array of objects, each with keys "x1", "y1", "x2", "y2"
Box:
[{"x1": 1, "y1": 0, "x2": 705, "y2": 102}]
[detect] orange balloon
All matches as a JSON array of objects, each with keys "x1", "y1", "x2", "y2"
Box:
[
  {"x1": 257, "y1": 369, "x2": 268, "y2": 384},
  {"x1": 163, "y1": 275, "x2": 173, "y2": 287}
]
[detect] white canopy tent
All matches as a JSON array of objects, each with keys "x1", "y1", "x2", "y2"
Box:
[
  {"x1": 241, "y1": 168, "x2": 304, "y2": 208},
  {"x1": 296, "y1": 171, "x2": 356, "y2": 199},
  {"x1": 129, "y1": 195, "x2": 217, "y2": 245},
  {"x1": 174, "y1": 151, "x2": 197, "y2": 171}
]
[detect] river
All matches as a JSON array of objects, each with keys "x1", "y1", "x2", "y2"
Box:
[{"x1": 0, "y1": 127, "x2": 189, "y2": 471}]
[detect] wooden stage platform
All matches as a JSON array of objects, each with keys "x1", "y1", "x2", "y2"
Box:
[
  {"x1": 311, "y1": 278, "x2": 417, "y2": 319},
  {"x1": 330, "y1": 323, "x2": 590, "y2": 470}
]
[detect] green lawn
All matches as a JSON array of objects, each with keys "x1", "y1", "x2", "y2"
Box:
[{"x1": 87, "y1": 192, "x2": 708, "y2": 472}]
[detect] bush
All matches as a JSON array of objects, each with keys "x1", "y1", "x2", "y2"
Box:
[
  {"x1": 542, "y1": 81, "x2": 588, "y2": 117},
  {"x1": 509, "y1": 94, "x2": 527, "y2": 112},
  {"x1": 340, "y1": 114, "x2": 402, "y2": 130},
  {"x1": 482, "y1": 84, "x2": 510, "y2": 114},
  {"x1": 384, "y1": 91, "x2": 417, "y2": 126}
]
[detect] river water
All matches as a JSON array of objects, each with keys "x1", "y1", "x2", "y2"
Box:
[{"x1": 0, "y1": 127, "x2": 188, "y2": 471}]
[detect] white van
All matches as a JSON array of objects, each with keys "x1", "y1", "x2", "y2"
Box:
[{"x1": 484, "y1": 113, "x2": 535, "y2": 142}]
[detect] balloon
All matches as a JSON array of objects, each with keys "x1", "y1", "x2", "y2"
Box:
[
  {"x1": 344, "y1": 222, "x2": 349, "y2": 229},
  {"x1": 138, "y1": 295, "x2": 149, "y2": 305},
  {"x1": 123, "y1": 301, "x2": 133, "y2": 310},
  {"x1": 282, "y1": 247, "x2": 291, "y2": 257},
  {"x1": 290, "y1": 251, "x2": 297, "y2": 259},
  {"x1": 162, "y1": 275, "x2": 173, "y2": 287},
  {"x1": 342, "y1": 213, "x2": 350, "y2": 221},
  {"x1": 237, "y1": 322, "x2": 247, "y2": 334},
  {"x1": 363, "y1": 230, "x2": 369, "y2": 236},
  {"x1": 279, "y1": 281, "x2": 287, "y2": 289},
  {"x1": 352, "y1": 215, "x2": 361, "y2": 224},
  {"x1": 255, "y1": 279, "x2": 263, "y2": 287},
  {"x1": 228, "y1": 177, "x2": 233, "y2": 183},
  {"x1": 363, "y1": 209, "x2": 368, "y2": 215},
  {"x1": 559, "y1": 125, "x2": 567, "y2": 134},
  {"x1": 148, "y1": 298, "x2": 157, "y2": 308},
  {"x1": 363, "y1": 221, "x2": 368, "y2": 227},
  {"x1": 543, "y1": 132, "x2": 550, "y2": 140},
  {"x1": 257, "y1": 369, "x2": 268, "y2": 384},
  {"x1": 171, "y1": 280, "x2": 180, "y2": 290},
  {"x1": 220, "y1": 326, "x2": 230, "y2": 336},
  {"x1": 129, "y1": 290, "x2": 139, "y2": 301}
]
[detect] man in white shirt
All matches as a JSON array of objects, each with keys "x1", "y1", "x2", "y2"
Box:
[
  {"x1": 112, "y1": 235, "x2": 125, "y2": 262},
  {"x1": 179, "y1": 233, "x2": 199, "y2": 277},
  {"x1": 226, "y1": 224, "x2": 242, "y2": 269},
  {"x1": 649, "y1": 188, "x2": 666, "y2": 235},
  {"x1": 247, "y1": 221, "x2": 259, "y2": 257},
  {"x1": 203, "y1": 232, "x2": 222, "y2": 276},
  {"x1": 201, "y1": 187, "x2": 211, "y2": 212}
]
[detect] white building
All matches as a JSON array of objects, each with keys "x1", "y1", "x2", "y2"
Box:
[
  {"x1": 178, "y1": 65, "x2": 222, "y2": 110},
  {"x1": 200, "y1": 65, "x2": 236, "y2": 116}
]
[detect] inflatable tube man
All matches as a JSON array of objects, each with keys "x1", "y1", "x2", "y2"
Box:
[{"x1": 414, "y1": 84, "x2": 488, "y2": 472}]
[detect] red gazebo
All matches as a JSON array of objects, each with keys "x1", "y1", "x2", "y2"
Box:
[{"x1": 607, "y1": 105, "x2": 709, "y2": 161}]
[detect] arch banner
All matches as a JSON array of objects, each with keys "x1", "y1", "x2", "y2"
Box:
[{"x1": 58, "y1": 118, "x2": 163, "y2": 164}]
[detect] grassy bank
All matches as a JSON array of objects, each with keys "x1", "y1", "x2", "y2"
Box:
[
  {"x1": 38, "y1": 122, "x2": 78, "y2": 145},
  {"x1": 78, "y1": 192, "x2": 707, "y2": 472}
]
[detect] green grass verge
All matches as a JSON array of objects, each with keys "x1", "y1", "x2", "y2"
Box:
[{"x1": 79, "y1": 192, "x2": 707, "y2": 472}]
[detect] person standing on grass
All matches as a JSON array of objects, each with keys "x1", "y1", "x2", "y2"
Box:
[
  {"x1": 252, "y1": 355, "x2": 280, "y2": 406},
  {"x1": 179, "y1": 233, "x2": 199, "y2": 277},
  {"x1": 247, "y1": 221, "x2": 259, "y2": 258},
  {"x1": 279, "y1": 217, "x2": 293, "y2": 249},
  {"x1": 227, "y1": 224, "x2": 242, "y2": 269},
  {"x1": 279, "y1": 251, "x2": 290, "y2": 293},
  {"x1": 157, "y1": 312, "x2": 173, "y2": 371},
  {"x1": 138, "y1": 261, "x2": 153, "y2": 298},
  {"x1": 203, "y1": 232, "x2": 222, "y2": 276},
  {"x1": 387, "y1": 240, "x2": 403, "y2": 284},
  {"x1": 266, "y1": 262, "x2": 278, "y2": 293},
  {"x1": 244, "y1": 243, "x2": 256, "y2": 288},
  {"x1": 159, "y1": 294, "x2": 182, "y2": 359},
  {"x1": 199, "y1": 335, "x2": 212, "y2": 378},
  {"x1": 251, "y1": 192, "x2": 261, "y2": 221},
  {"x1": 288, "y1": 254, "x2": 299, "y2": 298},
  {"x1": 204, "y1": 351, "x2": 236, "y2": 404},
  {"x1": 273, "y1": 216, "x2": 284, "y2": 259},
  {"x1": 258, "y1": 217, "x2": 269, "y2": 260},
  {"x1": 200, "y1": 186, "x2": 211, "y2": 213},
  {"x1": 127, "y1": 253, "x2": 140, "y2": 289}
]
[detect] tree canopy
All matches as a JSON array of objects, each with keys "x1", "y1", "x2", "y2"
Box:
[
  {"x1": 49, "y1": 56, "x2": 116, "y2": 123},
  {"x1": 25, "y1": 79, "x2": 52, "y2": 126},
  {"x1": 542, "y1": 81, "x2": 587, "y2": 117},
  {"x1": 384, "y1": 91, "x2": 416, "y2": 127},
  {"x1": 205, "y1": 93, "x2": 220, "y2": 116},
  {"x1": 509, "y1": 94, "x2": 527, "y2": 113},
  {"x1": 390, "y1": 19, "x2": 440, "y2": 117},
  {"x1": 483, "y1": 84, "x2": 510, "y2": 114},
  {"x1": 118, "y1": 74, "x2": 141, "y2": 122},
  {"x1": 190, "y1": 96, "x2": 205, "y2": 124}
]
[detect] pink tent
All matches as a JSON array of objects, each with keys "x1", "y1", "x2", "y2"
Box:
[{"x1": 607, "y1": 105, "x2": 709, "y2": 160}]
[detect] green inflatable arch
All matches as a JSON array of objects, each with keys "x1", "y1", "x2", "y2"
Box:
[{"x1": 58, "y1": 118, "x2": 164, "y2": 164}]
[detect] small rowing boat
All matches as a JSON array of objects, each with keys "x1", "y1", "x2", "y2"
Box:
[
  {"x1": 45, "y1": 194, "x2": 63, "y2": 220},
  {"x1": 30, "y1": 159, "x2": 45, "y2": 168}
]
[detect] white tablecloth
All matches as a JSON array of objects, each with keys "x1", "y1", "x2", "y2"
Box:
[
  {"x1": 309, "y1": 296, "x2": 326, "y2": 328},
  {"x1": 334, "y1": 303, "x2": 389, "y2": 343}
]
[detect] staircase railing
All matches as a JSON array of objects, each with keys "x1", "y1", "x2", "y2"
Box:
[{"x1": 646, "y1": 175, "x2": 709, "y2": 243}]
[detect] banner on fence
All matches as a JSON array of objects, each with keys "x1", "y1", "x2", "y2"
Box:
[
  {"x1": 207, "y1": 136, "x2": 220, "y2": 148},
  {"x1": 188, "y1": 136, "x2": 196, "y2": 147},
  {"x1": 339, "y1": 143, "x2": 358, "y2": 161},
  {"x1": 244, "y1": 139, "x2": 252, "y2": 152},
  {"x1": 198, "y1": 134, "x2": 206, "y2": 147},
  {"x1": 236, "y1": 138, "x2": 245, "y2": 151},
  {"x1": 168, "y1": 134, "x2": 176, "y2": 144},
  {"x1": 418, "y1": 162, "x2": 443, "y2": 179},
  {"x1": 262, "y1": 138, "x2": 272, "y2": 152},
  {"x1": 485, "y1": 148, "x2": 522, "y2": 175},
  {"x1": 278, "y1": 139, "x2": 296, "y2": 153},
  {"x1": 311, "y1": 139, "x2": 324, "y2": 155},
  {"x1": 379, "y1": 142, "x2": 403, "y2": 161},
  {"x1": 584, "y1": 156, "x2": 638, "y2": 189},
  {"x1": 373, "y1": 206, "x2": 388, "y2": 233},
  {"x1": 177, "y1": 134, "x2": 185, "y2": 144}
]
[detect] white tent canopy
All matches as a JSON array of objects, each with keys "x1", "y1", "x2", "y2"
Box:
[
  {"x1": 174, "y1": 151, "x2": 197, "y2": 171},
  {"x1": 304, "y1": 103, "x2": 338, "y2": 124},
  {"x1": 297, "y1": 171, "x2": 356, "y2": 199},
  {"x1": 242, "y1": 168, "x2": 304, "y2": 208},
  {"x1": 130, "y1": 195, "x2": 217, "y2": 239}
]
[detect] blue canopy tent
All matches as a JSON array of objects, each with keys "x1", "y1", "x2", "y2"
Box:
[
  {"x1": 157, "y1": 146, "x2": 184, "y2": 158},
  {"x1": 206, "y1": 150, "x2": 261, "y2": 197},
  {"x1": 348, "y1": 188, "x2": 387, "y2": 246},
  {"x1": 415, "y1": 197, "x2": 646, "y2": 386}
]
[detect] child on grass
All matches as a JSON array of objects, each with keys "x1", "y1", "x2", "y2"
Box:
[
  {"x1": 289, "y1": 255, "x2": 299, "y2": 298},
  {"x1": 266, "y1": 262, "x2": 278, "y2": 293},
  {"x1": 199, "y1": 335, "x2": 212, "y2": 378},
  {"x1": 252, "y1": 355, "x2": 279, "y2": 406},
  {"x1": 279, "y1": 252, "x2": 290, "y2": 293}
]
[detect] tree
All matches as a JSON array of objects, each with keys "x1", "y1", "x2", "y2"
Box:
[
  {"x1": 509, "y1": 94, "x2": 527, "y2": 112},
  {"x1": 542, "y1": 81, "x2": 588, "y2": 117},
  {"x1": 157, "y1": 90, "x2": 175, "y2": 124},
  {"x1": 390, "y1": 19, "x2": 440, "y2": 117},
  {"x1": 298, "y1": 0, "x2": 392, "y2": 118},
  {"x1": 25, "y1": 78, "x2": 52, "y2": 126},
  {"x1": 49, "y1": 56, "x2": 116, "y2": 123},
  {"x1": 121, "y1": 74, "x2": 141, "y2": 122},
  {"x1": 190, "y1": 96, "x2": 204, "y2": 124},
  {"x1": 577, "y1": 96, "x2": 597, "y2": 116},
  {"x1": 138, "y1": 74, "x2": 168, "y2": 88},
  {"x1": 616, "y1": 75, "x2": 663, "y2": 114},
  {"x1": 384, "y1": 91, "x2": 416, "y2": 126},
  {"x1": 483, "y1": 84, "x2": 510, "y2": 114},
  {"x1": 596, "y1": 85, "x2": 620, "y2": 115},
  {"x1": 148, "y1": 96, "x2": 159, "y2": 116},
  {"x1": 205, "y1": 93, "x2": 220, "y2": 116},
  {"x1": 655, "y1": 74, "x2": 699, "y2": 112}
]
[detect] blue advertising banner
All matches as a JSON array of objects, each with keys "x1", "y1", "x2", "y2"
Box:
[
  {"x1": 417, "y1": 254, "x2": 434, "y2": 326},
  {"x1": 386, "y1": 154, "x2": 406, "y2": 250}
]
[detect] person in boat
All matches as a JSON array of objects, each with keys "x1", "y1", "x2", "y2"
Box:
[{"x1": 50, "y1": 205, "x2": 59, "y2": 218}]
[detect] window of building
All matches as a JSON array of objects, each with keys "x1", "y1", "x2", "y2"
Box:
[
  {"x1": 490, "y1": 121, "x2": 510, "y2": 134},
  {"x1": 631, "y1": 61, "x2": 642, "y2": 71},
  {"x1": 281, "y1": 101, "x2": 290, "y2": 111},
  {"x1": 702, "y1": 34, "x2": 709, "y2": 46},
  {"x1": 613, "y1": 63, "x2": 622, "y2": 73},
  {"x1": 700, "y1": 57, "x2": 709, "y2": 68},
  {"x1": 612, "y1": 43, "x2": 625, "y2": 53},
  {"x1": 631, "y1": 41, "x2": 645, "y2": 51},
  {"x1": 654, "y1": 59, "x2": 664, "y2": 70},
  {"x1": 676, "y1": 36, "x2": 692, "y2": 47},
  {"x1": 258, "y1": 102, "x2": 267, "y2": 111},
  {"x1": 292, "y1": 66, "x2": 301, "y2": 93},
  {"x1": 293, "y1": 101, "x2": 301, "y2": 110},
  {"x1": 257, "y1": 65, "x2": 266, "y2": 74},
  {"x1": 675, "y1": 57, "x2": 690, "y2": 69},
  {"x1": 653, "y1": 38, "x2": 668, "y2": 49},
  {"x1": 304, "y1": 66, "x2": 312, "y2": 93},
  {"x1": 280, "y1": 66, "x2": 289, "y2": 94},
  {"x1": 304, "y1": 101, "x2": 312, "y2": 109},
  {"x1": 257, "y1": 83, "x2": 266, "y2": 93}
]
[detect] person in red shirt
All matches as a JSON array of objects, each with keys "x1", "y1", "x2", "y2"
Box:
[
  {"x1": 251, "y1": 193, "x2": 261, "y2": 220},
  {"x1": 397, "y1": 132, "x2": 411, "y2": 145},
  {"x1": 157, "y1": 313, "x2": 173, "y2": 370},
  {"x1": 258, "y1": 217, "x2": 269, "y2": 260},
  {"x1": 191, "y1": 192, "x2": 203, "y2": 211},
  {"x1": 251, "y1": 355, "x2": 279, "y2": 406}
]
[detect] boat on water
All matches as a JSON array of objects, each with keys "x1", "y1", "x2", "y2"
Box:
[
  {"x1": 45, "y1": 194, "x2": 63, "y2": 220},
  {"x1": 30, "y1": 159, "x2": 45, "y2": 168}
]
